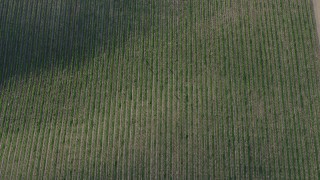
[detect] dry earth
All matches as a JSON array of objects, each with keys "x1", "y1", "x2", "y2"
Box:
[{"x1": 314, "y1": 0, "x2": 320, "y2": 45}]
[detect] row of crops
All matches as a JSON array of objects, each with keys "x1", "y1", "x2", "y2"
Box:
[{"x1": 0, "y1": 0, "x2": 320, "y2": 178}]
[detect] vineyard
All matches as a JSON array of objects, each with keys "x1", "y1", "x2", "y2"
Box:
[{"x1": 1, "y1": 0, "x2": 320, "y2": 178}]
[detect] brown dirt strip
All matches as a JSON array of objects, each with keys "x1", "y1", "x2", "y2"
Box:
[{"x1": 313, "y1": 0, "x2": 320, "y2": 46}]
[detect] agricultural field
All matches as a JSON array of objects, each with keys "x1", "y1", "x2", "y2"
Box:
[{"x1": 0, "y1": 0, "x2": 320, "y2": 178}]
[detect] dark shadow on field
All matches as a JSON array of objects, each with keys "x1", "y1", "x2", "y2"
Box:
[{"x1": 0, "y1": 0, "x2": 152, "y2": 87}]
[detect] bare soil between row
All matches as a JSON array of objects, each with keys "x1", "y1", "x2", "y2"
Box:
[{"x1": 313, "y1": 0, "x2": 320, "y2": 46}]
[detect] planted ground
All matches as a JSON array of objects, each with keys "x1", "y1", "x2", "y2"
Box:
[{"x1": 0, "y1": 0, "x2": 320, "y2": 178}]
